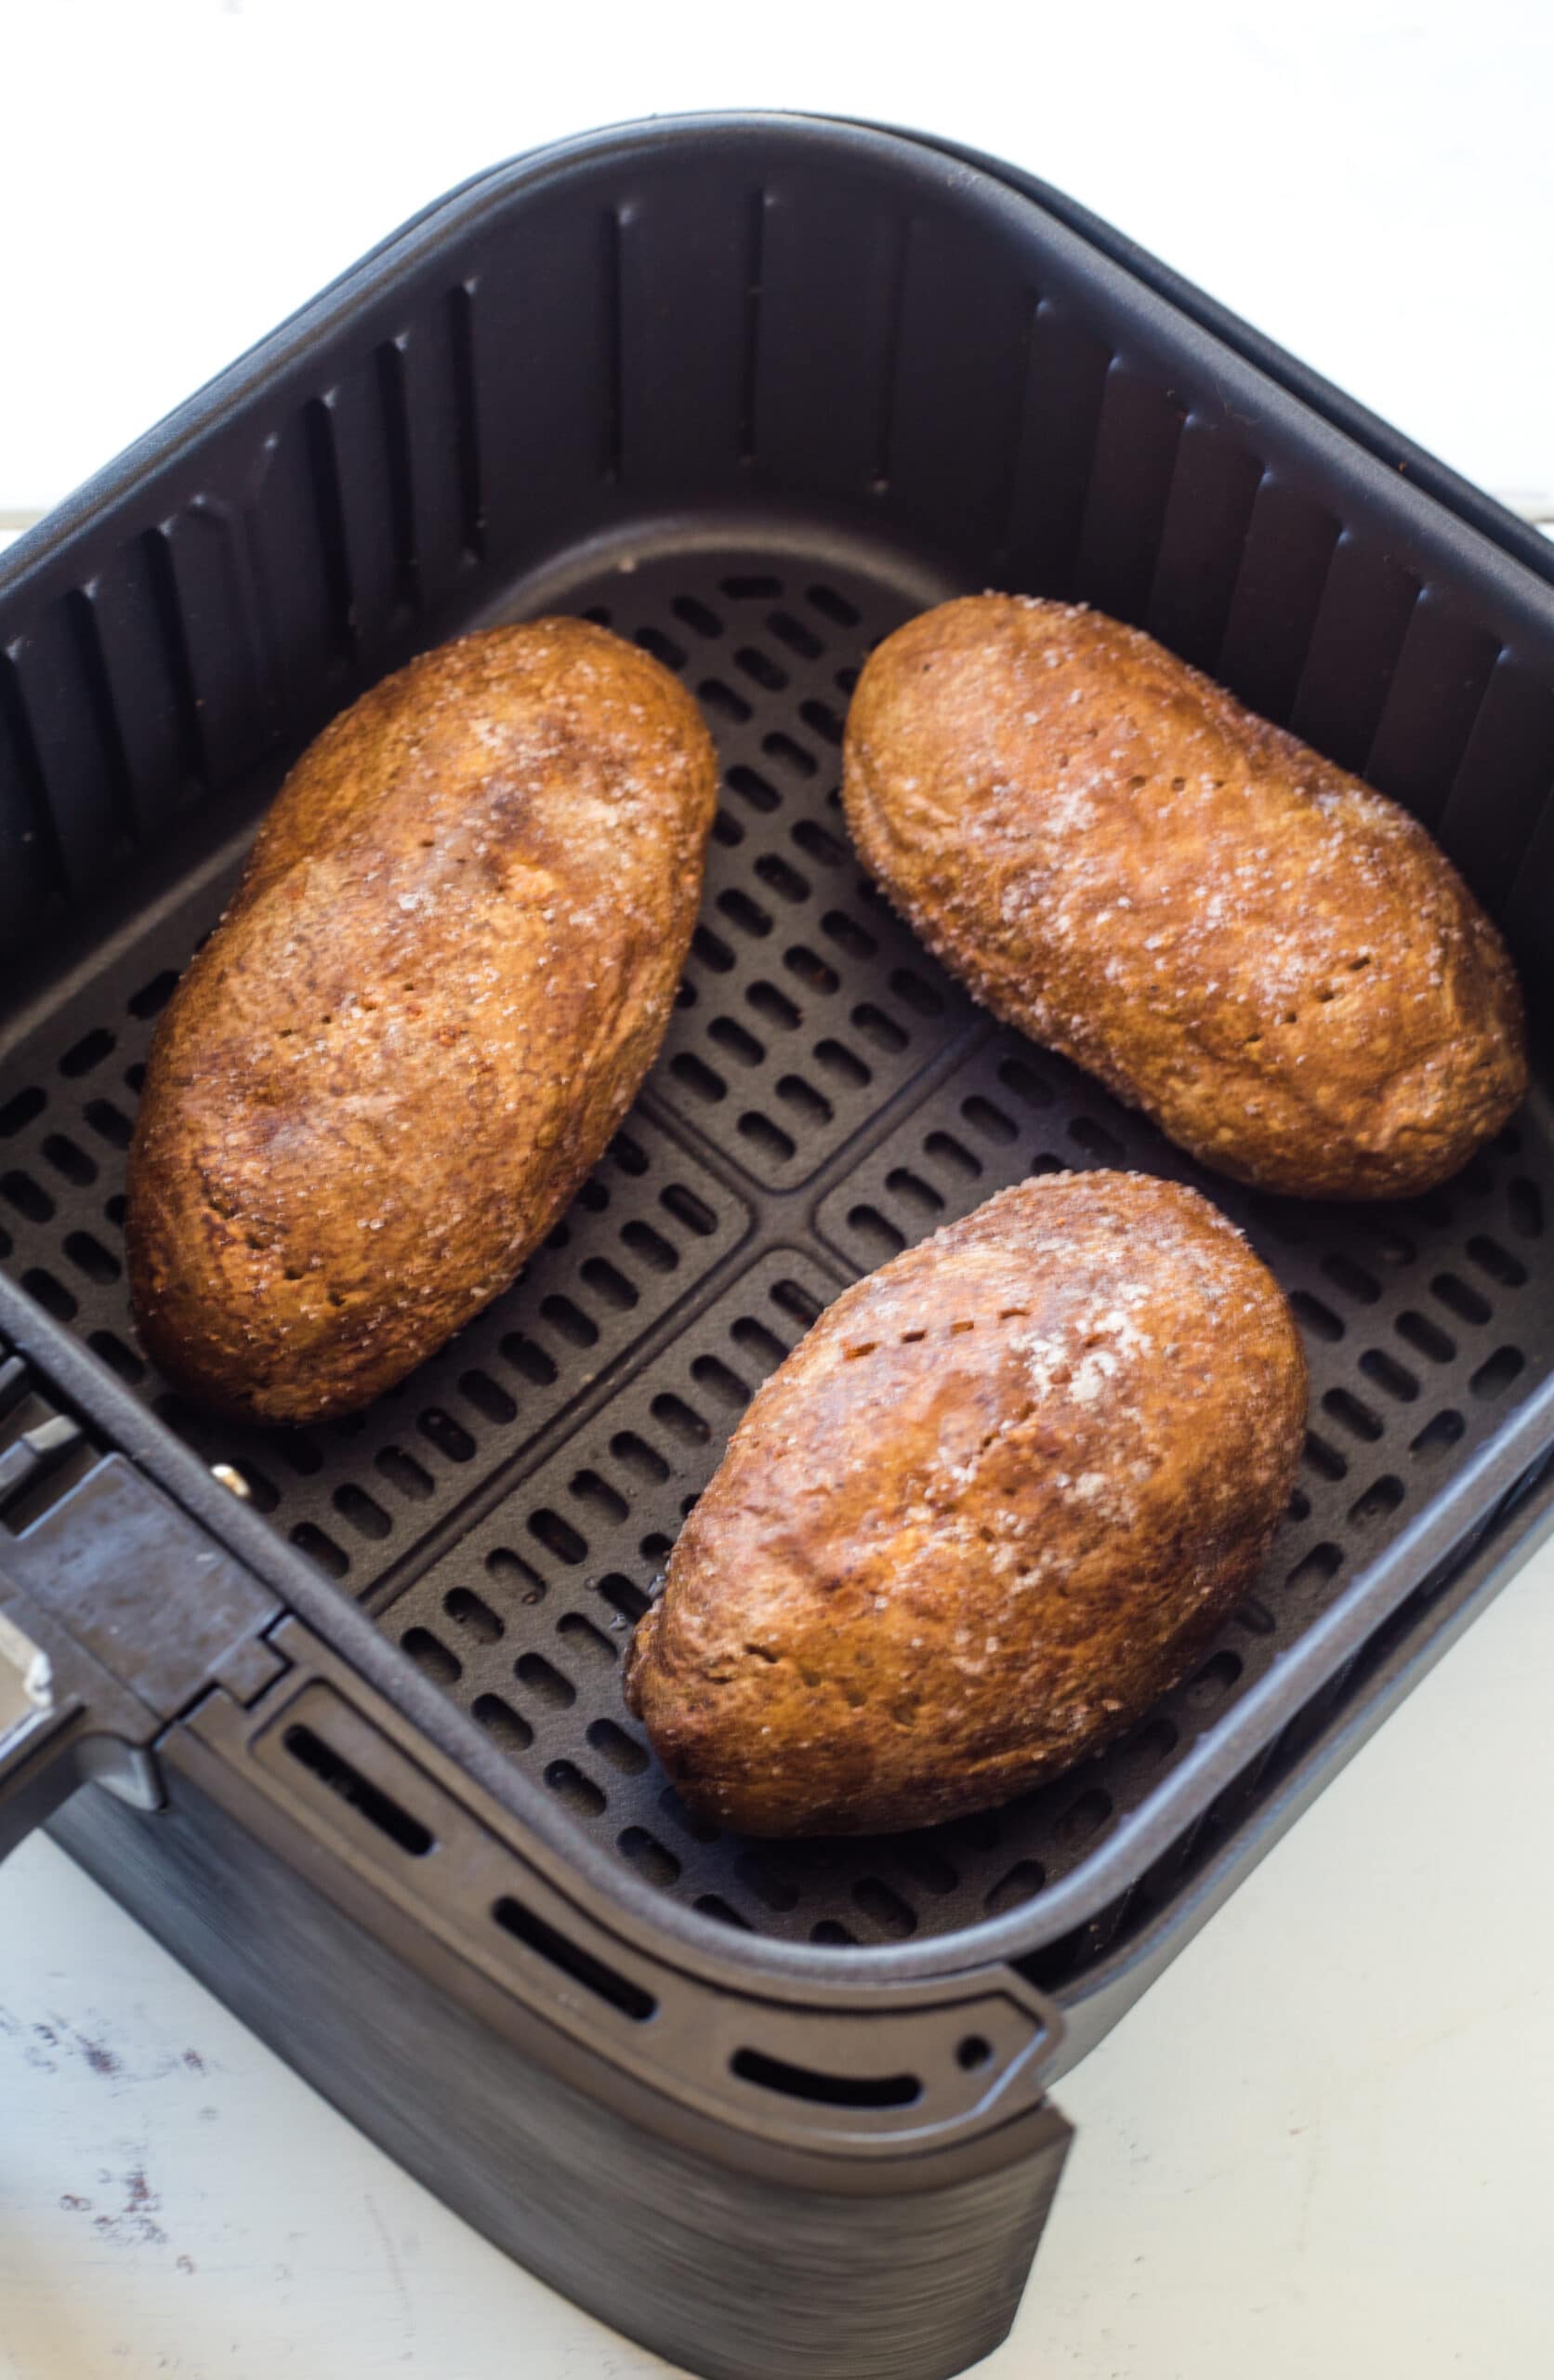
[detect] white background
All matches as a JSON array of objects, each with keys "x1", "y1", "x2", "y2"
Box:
[{"x1": 2, "y1": 5, "x2": 1553, "y2": 2376}]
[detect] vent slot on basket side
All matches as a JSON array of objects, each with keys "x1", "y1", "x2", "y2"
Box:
[
  {"x1": 730, "y1": 2045, "x2": 920, "y2": 2109},
  {"x1": 493, "y1": 1896, "x2": 656, "y2": 2021},
  {"x1": 282, "y1": 1723, "x2": 435, "y2": 1858}
]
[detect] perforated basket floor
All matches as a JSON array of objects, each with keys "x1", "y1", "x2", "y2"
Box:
[{"x1": 1, "y1": 538, "x2": 1549, "y2": 1950}]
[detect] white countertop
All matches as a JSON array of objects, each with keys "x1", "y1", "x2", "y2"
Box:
[{"x1": 3, "y1": 6, "x2": 1554, "y2": 2375}]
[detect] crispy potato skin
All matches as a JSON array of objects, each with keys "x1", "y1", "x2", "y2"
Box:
[
  {"x1": 626, "y1": 1173, "x2": 1307, "y2": 1836},
  {"x1": 126, "y1": 620, "x2": 717, "y2": 1423},
  {"x1": 843, "y1": 596, "x2": 1526, "y2": 1199}
]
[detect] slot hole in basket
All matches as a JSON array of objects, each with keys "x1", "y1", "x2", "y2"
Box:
[
  {"x1": 516, "y1": 1653, "x2": 573, "y2": 1708},
  {"x1": 621, "y1": 1220, "x2": 678, "y2": 1274},
  {"x1": 698, "y1": 678, "x2": 752, "y2": 725},
  {"x1": 652, "y1": 1393, "x2": 709, "y2": 1446},
  {"x1": 1322, "y1": 1252, "x2": 1381, "y2": 1305},
  {"x1": 731, "y1": 1316, "x2": 787, "y2": 1370},
  {"x1": 459, "y1": 1368, "x2": 517, "y2": 1425},
  {"x1": 63, "y1": 1230, "x2": 120, "y2": 1284},
  {"x1": 748, "y1": 980, "x2": 800, "y2": 1031},
  {"x1": 487, "y1": 1546, "x2": 547, "y2": 1604},
  {"x1": 610, "y1": 1431, "x2": 669, "y2": 1484},
  {"x1": 1322, "y1": 1387, "x2": 1384, "y2": 1443},
  {"x1": 767, "y1": 608, "x2": 824, "y2": 659},
  {"x1": 670, "y1": 1052, "x2": 726, "y2": 1104},
  {"x1": 1431, "y1": 1272, "x2": 1491, "y2": 1326},
  {"x1": 756, "y1": 853, "x2": 810, "y2": 905},
  {"x1": 3, "y1": 1171, "x2": 54, "y2": 1223},
  {"x1": 501, "y1": 1332, "x2": 557, "y2": 1386},
  {"x1": 539, "y1": 1295, "x2": 598, "y2": 1349},
  {"x1": 1350, "y1": 1475, "x2": 1404, "y2": 1526},
  {"x1": 544, "y1": 1758, "x2": 605, "y2": 1816},
  {"x1": 806, "y1": 582, "x2": 861, "y2": 626},
  {"x1": 691, "y1": 1355, "x2": 750, "y2": 1408},
  {"x1": 737, "y1": 1111, "x2": 796, "y2": 1163},
  {"x1": 672, "y1": 595, "x2": 722, "y2": 638},
  {"x1": 852, "y1": 1001, "x2": 906, "y2": 1052},
  {"x1": 417, "y1": 1408, "x2": 476, "y2": 1461},
  {"x1": 635, "y1": 625, "x2": 687, "y2": 671},
  {"x1": 333, "y1": 1484, "x2": 391, "y2": 1540},
  {"x1": 784, "y1": 944, "x2": 839, "y2": 995},
  {"x1": 494, "y1": 1897, "x2": 654, "y2": 2020},
  {"x1": 889, "y1": 967, "x2": 943, "y2": 1018},
  {"x1": 1290, "y1": 1290, "x2": 1344, "y2": 1343},
  {"x1": 1396, "y1": 1311, "x2": 1455, "y2": 1364},
  {"x1": 127, "y1": 970, "x2": 178, "y2": 1020},
  {"x1": 1470, "y1": 1345, "x2": 1525, "y2": 1399},
  {"x1": 1286, "y1": 1542, "x2": 1344, "y2": 1593},
  {"x1": 886, "y1": 1168, "x2": 944, "y2": 1217},
  {"x1": 984, "y1": 1859, "x2": 1046, "y2": 1916},
  {"x1": 1358, "y1": 1349, "x2": 1419, "y2": 1403},
  {"x1": 793, "y1": 818, "x2": 847, "y2": 866},
  {"x1": 283, "y1": 1725, "x2": 433, "y2": 1857},
  {"x1": 472, "y1": 1693, "x2": 533, "y2": 1752},
  {"x1": 849, "y1": 1205, "x2": 907, "y2": 1262},
  {"x1": 291, "y1": 1523, "x2": 349, "y2": 1578},
  {"x1": 701, "y1": 1897, "x2": 755, "y2": 1930},
  {"x1": 1069, "y1": 1117, "x2": 1125, "y2": 1164},
  {"x1": 771, "y1": 1277, "x2": 823, "y2": 1328},
  {"x1": 660, "y1": 1182, "x2": 718, "y2": 1236},
  {"x1": 88, "y1": 1329, "x2": 144, "y2": 1384},
  {"x1": 84, "y1": 1100, "x2": 132, "y2": 1149},
  {"x1": 731, "y1": 2045, "x2": 919, "y2": 2108},
  {"x1": 822, "y1": 909, "x2": 876, "y2": 961},
  {"x1": 1466, "y1": 1234, "x2": 1526, "y2": 1288},
  {"x1": 691, "y1": 923, "x2": 735, "y2": 973},
  {"x1": 42, "y1": 1134, "x2": 97, "y2": 1186},
  {"x1": 587, "y1": 1719, "x2": 649, "y2": 1774},
  {"x1": 530, "y1": 1509, "x2": 587, "y2": 1565},
  {"x1": 813, "y1": 1038, "x2": 870, "y2": 1088},
  {"x1": 961, "y1": 1096, "x2": 1017, "y2": 1146},
  {"x1": 401, "y1": 1626, "x2": 459, "y2": 1684},
  {"x1": 557, "y1": 1613, "x2": 618, "y2": 1667},
  {"x1": 59, "y1": 1027, "x2": 115, "y2": 1078},
  {"x1": 708, "y1": 1016, "x2": 764, "y2": 1068},
  {"x1": 735, "y1": 644, "x2": 787, "y2": 693},
  {"x1": 924, "y1": 1130, "x2": 981, "y2": 1180},
  {"x1": 0, "y1": 1088, "x2": 45, "y2": 1137},
  {"x1": 597, "y1": 1575, "x2": 650, "y2": 1625},
  {"x1": 1410, "y1": 1408, "x2": 1465, "y2": 1459},
  {"x1": 726, "y1": 763, "x2": 779, "y2": 813},
  {"x1": 443, "y1": 1586, "x2": 504, "y2": 1644},
  {"x1": 851, "y1": 1878, "x2": 917, "y2": 1937},
  {"x1": 618, "y1": 1827, "x2": 681, "y2": 1886},
  {"x1": 775, "y1": 1074, "x2": 831, "y2": 1125},
  {"x1": 1186, "y1": 1650, "x2": 1242, "y2": 1707},
  {"x1": 656, "y1": 1786, "x2": 718, "y2": 1845}
]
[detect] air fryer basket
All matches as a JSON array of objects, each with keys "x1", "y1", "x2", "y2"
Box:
[{"x1": 3, "y1": 111, "x2": 1554, "y2": 2380}]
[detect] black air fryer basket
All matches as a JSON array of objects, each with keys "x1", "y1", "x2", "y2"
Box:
[{"x1": 2, "y1": 112, "x2": 1553, "y2": 2380}]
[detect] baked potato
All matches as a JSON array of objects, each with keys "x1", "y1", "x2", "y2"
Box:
[
  {"x1": 843, "y1": 596, "x2": 1526, "y2": 1199},
  {"x1": 127, "y1": 619, "x2": 717, "y2": 1422},
  {"x1": 626, "y1": 1170, "x2": 1307, "y2": 1835}
]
